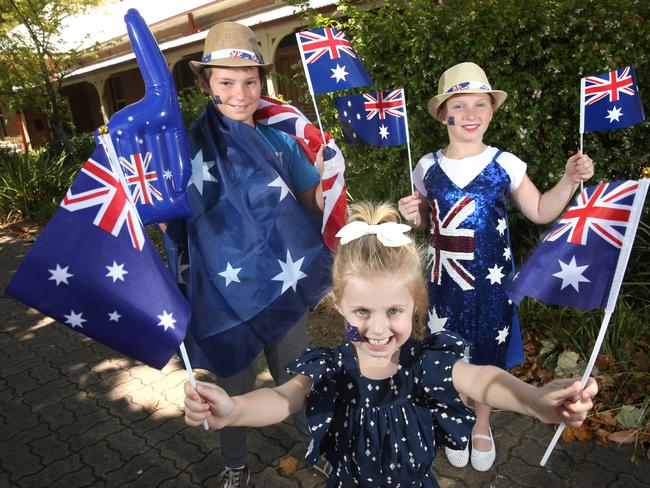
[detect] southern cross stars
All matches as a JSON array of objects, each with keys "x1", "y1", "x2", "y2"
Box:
[
  {"x1": 219, "y1": 262, "x2": 242, "y2": 286},
  {"x1": 157, "y1": 310, "x2": 176, "y2": 331},
  {"x1": 64, "y1": 310, "x2": 86, "y2": 329},
  {"x1": 272, "y1": 250, "x2": 307, "y2": 293}
]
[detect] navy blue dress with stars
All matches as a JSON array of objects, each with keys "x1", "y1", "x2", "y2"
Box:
[
  {"x1": 416, "y1": 148, "x2": 523, "y2": 368},
  {"x1": 286, "y1": 332, "x2": 475, "y2": 487}
]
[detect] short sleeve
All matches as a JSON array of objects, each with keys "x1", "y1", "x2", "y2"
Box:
[
  {"x1": 286, "y1": 347, "x2": 342, "y2": 463},
  {"x1": 496, "y1": 151, "x2": 527, "y2": 192},
  {"x1": 412, "y1": 153, "x2": 437, "y2": 197},
  {"x1": 417, "y1": 331, "x2": 476, "y2": 450}
]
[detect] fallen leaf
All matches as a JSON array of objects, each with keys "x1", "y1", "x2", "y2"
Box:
[
  {"x1": 279, "y1": 456, "x2": 299, "y2": 475},
  {"x1": 607, "y1": 430, "x2": 636, "y2": 444},
  {"x1": 571, "y1": 424, "x2": 593, "y2": 443},
  {"x1": 561, "y1": 426, "x2": 576, "y2": 443}
]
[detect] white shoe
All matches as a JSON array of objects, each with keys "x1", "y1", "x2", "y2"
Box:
[
  {"x1": 444, "y1": 445, "x2": 469, "y2": 468},
  {"x1": 470, "y1": 427, "x2": 496, "y2": 472}
]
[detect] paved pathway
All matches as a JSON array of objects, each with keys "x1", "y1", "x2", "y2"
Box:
[{"x1": 1, "y1": 228, "x2": 649, "y2": 487}]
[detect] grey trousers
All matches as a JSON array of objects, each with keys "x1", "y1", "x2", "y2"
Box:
[{"x1": 215, "y1": 313, "x2": 309, "y2": 468}]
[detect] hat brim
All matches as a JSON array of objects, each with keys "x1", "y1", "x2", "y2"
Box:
[
  {"x1": 190, "y1": 58, "x2": 273, "y2": 75},
  {"x1": 427, "y1": 90, "x2": 508, "y2": 120}
]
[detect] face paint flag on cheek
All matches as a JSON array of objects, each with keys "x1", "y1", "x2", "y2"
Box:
[
  {"x1": 344, "y1": 321, "x2": 363, "y2": 342},
  {"x1": 212, "y1": 95, "x2": 222, "y2": 105},
  {"x1": 105, "y1": 9, "x2": 193, "y2": 225},
  {"x1": 447, "y1": 116, "x2": 455, "y2": 125}
]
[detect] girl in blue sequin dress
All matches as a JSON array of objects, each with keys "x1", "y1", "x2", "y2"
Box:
[
  {"x1": 398, "y1": 62, "x2": 595, "y2": 471},
  {"x1": 184, "y1": 202, "x2": 597, "y2": 488}
]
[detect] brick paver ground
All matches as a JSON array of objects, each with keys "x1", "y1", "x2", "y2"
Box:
[{"x1": 1, "y1": 228, "x2": 649, "y2": 487}]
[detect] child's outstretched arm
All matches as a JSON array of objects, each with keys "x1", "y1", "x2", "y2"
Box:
[
  {"x1": 511, "y1": 151, "x2": 595, "y2": 225},
  {"x1": 452, "y1": 361, "x2": 597, "y2": 426},
  {"x1": 184, "y1": 375, "x2": 311, "y2": 430}
]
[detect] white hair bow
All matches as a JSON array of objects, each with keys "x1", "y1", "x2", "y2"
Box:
[{"x1": 336, "y1": 221, "x2": 412, "y2": 247}]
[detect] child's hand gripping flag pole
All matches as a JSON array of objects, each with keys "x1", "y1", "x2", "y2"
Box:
[
  {"x1": 295, "y1": 27, "x2": 373, "y2": 143},
  {"x1": 506, "y1": 179, "x2": 649, "y2": 465},
  {"x1": 578, "y1": 65, "x2": 645, "y2": 190}
]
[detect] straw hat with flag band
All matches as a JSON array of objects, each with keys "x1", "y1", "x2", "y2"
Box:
[
  {"x1": 189, "y1": 22, "x2": 273, "y2": 75},
  {"x1": 427, "y1": 62, "x2": 508, "y2": 120}
]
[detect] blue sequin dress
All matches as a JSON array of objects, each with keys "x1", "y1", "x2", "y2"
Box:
[
  {"x1": 287, "y1": 332, "x2": 475, "y2": 487},
  {"x1": 418, "y1": 148, "x2": 523, "y2": 368}
]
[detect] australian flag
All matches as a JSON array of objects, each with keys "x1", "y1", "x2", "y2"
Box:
[
  {"x1": 581, "y1": 66, "x2": 645, "y2": 133},
  {"x1": 507, "y1": 180, "x2": 648, "y2": 311},
  {"x1": 296, "y1": 27, "x2": 372, "y2": 94},
  {"x1": 336, "y1": 89, "x2": 408, "y2": 146},
  {"x1": 5, "y1": 142, "x2": 189, "y2": 369},
  {"x1": 164, "y1": 104, "x2": 331, "y2": 377}
]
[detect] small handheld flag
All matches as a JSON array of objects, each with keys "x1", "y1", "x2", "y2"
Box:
[
  {"x1": 296, "y1": 27, "x2": 372, "y2": 95},
  {"x1": 580, "y1": 66, "x2": 645, "y2": 133},
  {"x1": 336, "y1": 89, "x2": 408, "y2": 146},
  {"x1": 507, "y1": 179, "x2": 649, "y2": 465}
]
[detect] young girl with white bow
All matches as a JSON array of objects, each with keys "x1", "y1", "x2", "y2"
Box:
[{"x1": 184, "y1": 202, "x2": 597, "y2": 488}]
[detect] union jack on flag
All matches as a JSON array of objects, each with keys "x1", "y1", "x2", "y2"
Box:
[
  {"x1": 508, "y1": 180, "x2": 649, "y2": 310},
  {"x1": 545, "y1": 181, "x2": 637, "y2": 248},
  {"x1": 296, "y1": 27, "x2": 372, "y2": 94},
  {"x1": 580, "y1": 66, "x2": 645, "y2": 133},
  {"x1": 428, "y1": 196, "x2": 476, "y2": 291},
  {"x1": 363, "y1": 89, "x2": 405, "y2": 120},
  {"x1": 62, "y1": 153, "x2": 145, "y2": 251},
  {"x1": 119, "y1": 152, "x2": 163, "y2": 205}
]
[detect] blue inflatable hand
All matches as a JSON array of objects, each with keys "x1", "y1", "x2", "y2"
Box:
[{"x1": 103, "y1": 8, "x2": 192, "y2": 224}]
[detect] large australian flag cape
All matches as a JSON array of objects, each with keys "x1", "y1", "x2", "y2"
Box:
[{"x1": 165, "y1": 103, "x2": 331, "y2": 377}]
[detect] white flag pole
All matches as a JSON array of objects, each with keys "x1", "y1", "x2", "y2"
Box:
[
  {"x1": 579, "y1": 77, "x2": 586, "y2": 193},
  {"x1": 401, "y1": 88, "x2": 415, "y2": 193},
  {"x1": 296, "y1": 32, "x2": 327, "y2": 145},
  {"x1": 179, "y1": 342, "x2": 210, "y2": 431},
  {"x1": 540, "y1": 178, "x2": 649, "y2": 466}
]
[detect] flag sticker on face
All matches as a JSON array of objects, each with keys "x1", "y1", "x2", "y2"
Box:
[
  {"x1": 296, "y1": 27, "x2": 372, "y2": 94},
  {"x1": 580, "y1": 66, "x2": 645, "y2": 133}
]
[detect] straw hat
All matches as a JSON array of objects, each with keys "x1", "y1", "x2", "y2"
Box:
[
  {"x1": 189, "y1": 22, "x2": 273, "y2": 75},
  {"x1": 427, "y1": 62, "x2": 507, "y2": 120}
]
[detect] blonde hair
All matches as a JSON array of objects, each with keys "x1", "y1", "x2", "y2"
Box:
[{"x1": 332, "y1": 202, "x2": 428, "y2": 316}]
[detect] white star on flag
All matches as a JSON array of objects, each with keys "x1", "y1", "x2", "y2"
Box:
[
  {"x1": 48, "y1": 264, "x2": 73, "y2": 286},
  {"x1": 486, "y1": 264, "x2": 505, "y2": 285},
  {"x1": 163, "y1": 169, "x2": 173, "y2": 180},
  {"x1": 552, "y1": 255, "x2": 590, "y2": 292},
  {"x1": 427, "y1": 307, "x2": 448, "y2": 334},
  {"x1": 268, "y1": 174, "x2": 293, "y2": 201},
  {"x1": 606, "y1": 106, "x2": 623, "y2": 123},
  {"x1": 189, "y1": 149, "x2": 217, "y2": 195},
  {"x1": 127, "y1": 115, "x2": 134, "y2": 122},
  {"x1": 496, "y1": 218, "x2": 507, "y2": 236},
  {"x1": 64, "y1": 310, "x2": 86, "y2": 329},
  {"x1": 495, "y1": 325, "x2": 509, "y2": 344},
  {"x1": 272, "y1": 250, "x2": 307, "y2": 293},
  {"x1": 330, "y1": 64, "x2": 349, "y2": 82},
  {"x1": 219, "y1": 262, "x2": 242, "y2": 286},
  {"x1": 157, "y1": 310, "x2": 176, "y2": 331},
  {"x1": 106, "y1": 261, "x2": 128, "y2": 282},
  {"x1": 108, "y1": 310, "x2": 122, "y2": 322},
  {"x1": 378, "y1": 125, "x2": 390, "y2": 139}
]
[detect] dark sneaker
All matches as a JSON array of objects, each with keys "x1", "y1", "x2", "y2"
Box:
[{"x1": 218, "y1": 465, "x2": 251, "y2": 488}]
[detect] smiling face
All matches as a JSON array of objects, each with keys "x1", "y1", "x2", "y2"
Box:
[
  {"x1": 336, "y1": 274, "x2": 415, "y2": 368},
  {"x1": 199, "y1": 66, "x2": 262, "y2": 126},
  {"x1": 439, "y1": 93, "x2": 494, "y2": 146}
]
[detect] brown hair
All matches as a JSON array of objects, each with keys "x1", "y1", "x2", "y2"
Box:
[{"x1": 332, "y1": 202, "x2": 428, "y2": 316}]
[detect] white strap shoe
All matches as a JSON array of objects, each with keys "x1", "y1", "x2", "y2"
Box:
[
  {"x1": 470, "y1": 427, "x2": 496, "y2": 472},
  {"x1": 444, "y1": 445, "x2": 469, "y2": 468}
]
